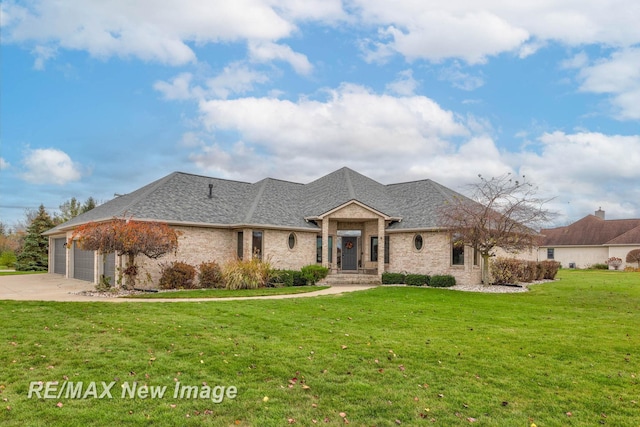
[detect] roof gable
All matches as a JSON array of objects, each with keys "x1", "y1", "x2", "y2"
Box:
[{"x1": 309, "y1": 199, "x2": 396, "y2": 220}]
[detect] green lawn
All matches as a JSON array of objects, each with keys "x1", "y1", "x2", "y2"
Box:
[
  {"x1": 122, "y1": 286, "x2": 330, "y2": 299},
  {"x1": 0, "y1": 271, "x2": 45, "y2": 276},
  {"x1": 1, "y1": 270, "x2": 638, "y2": 426}
]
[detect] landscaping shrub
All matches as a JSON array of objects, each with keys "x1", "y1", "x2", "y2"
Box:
[
  {"x1": 291, "y1": 270, "x2": 306, "y2": 286},
  {"x1": 301, "y1": 265, "x2": 329, "y2": 285},
  {"x1": 198, "y1": 261, "x2": 224, "y2": 289},
  {"x1": 540, "y1": 260, "x2": 560, "y2": 279},
  {"x1": 490, "y1": 257, "x2": 521, "y2": 285},
  {"x1": 535, "y1": 262, "x2": 547, "y2": 280},
  {"x1": 520, "y1": 261, "x2": 538, "y2": 282},
  {"x1": 0, "y1": 251, "x2": 17, "y2": 269},
  {"x1": 405, "y1": 274, "x2": 429, "y2": 286},
  {"x1": 158, "y1": 261, "x2": 197, "y2": 290},
  {"x1": 492, "y1": 258, "x2": 561, "y2": 284},
  {"x1": 430, "y1": 275, "x2": 456, "y2": 287},
  {"x1": 591, "y1": 263, "x2": 609, "y2": 270},
  {"x1": 606, "y1": 257, "x2": 623, "y2": 270},
  {"x1": 222, "y1": 258, "x2": 272, "y2": 290},
  {"x1": 268, "y1": 269, "x2": 298, "y2": 287},
  {"x1": 382, "y1": 272, "x2": 406, "y2": 284},
  {"x1": 95, "y1": 274, "x2": 113, "y2": 292}
]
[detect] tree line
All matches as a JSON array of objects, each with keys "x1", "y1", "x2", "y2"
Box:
[{"x1": 0, "y1": 197, "x2": 98, "y2": 271}]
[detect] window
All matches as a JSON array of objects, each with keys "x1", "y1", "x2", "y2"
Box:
[
  {"x1": 317, "y1": 236, "x2": 334, "y2": 263},
  {"x1": 252, "y1": 231, "x2": 263, "y2": 259},
  {"x1": 371, "y1": 236, "x2": 390, "y2": 263},
  {"x1": 384, "y1": 236, "x2": 389, "y2": 264},
  {"x1": 452, "y1": 235, "x2": 464, "y2": 265},
  {"x1": 371, "y1": 237, "x2": 379, "y2": 261},
  {"x1": 414, "y1": 234, "x2": 423, "y2": 251},
  {"x1": 473, "y1": 248, "x2": 480, "y2": 266},
  {"x1": 237, "y1": 231, "x2": 243, "y2": 260},
  {"x1": 547, "y1": 248, "x2": 554, "y2": 260},
  {"x1": 288, "y1": 233, "x2": 296, "y2": 250}
]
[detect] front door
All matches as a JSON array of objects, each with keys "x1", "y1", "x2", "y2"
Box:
[{"x1": 342, "y1": 236, "x2": 358, "y2": 271}]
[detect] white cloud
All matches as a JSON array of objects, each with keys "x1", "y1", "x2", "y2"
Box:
[
  {"x1": 1, "y1": 0, "x2": 303, "y2": 66},
  {"x1": 187, "y1": 83, "x2": 482, "y2": 183},
  {"x1": 0, "y1": 157, "x2": 10, "y2": 170},
  {"x1": 206, "y1": 62, "x2": 270, "y2": 98},
  {"x1": 353, "y1": 1, "x2": 640, "y2": 64},
  {"x1": 21, "y1": 148, "x2": 83, "y2": 185},
  {"x1": 5, "y1": 0, "x2": 640, "y2": 71},
  {"x1": 154, "y1": 63, "x2": 270, "y2": 101},
  {"x1": 248, "y1": 41, "x2": 313, "y2": 75},
  {"x1": 385, "y1": 69, "x2": 419, "y2": 96},
  {"x1": 561, "y1": 51, "x2": 589, "y2": 70},
  {"x1": 438, "y1": 63, "x2": 485, "y2": 91},
  {"x1": 154, "y1": 72, "x2": 196, "y2": 100},
  {"x1": 182, "y1": 82, "x2": 640, "y2": 221},
  {"x1": 517, "y1": 131, "x2": 640, "y2": 221},
  {"x1": 576, "y1": 48, "x2": 640, "y2": 120}
]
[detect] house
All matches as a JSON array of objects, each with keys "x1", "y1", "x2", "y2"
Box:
[
  {"x1": 539, "y1": 209, "x2": 640, "y2": 269},
  {"x1": 44, "y1": 167, "x2": 486, "y2": 286}
]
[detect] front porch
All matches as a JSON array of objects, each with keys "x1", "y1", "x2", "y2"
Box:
[{"x1": 308, "y1": 199, "x2": 400, "y2": 278}]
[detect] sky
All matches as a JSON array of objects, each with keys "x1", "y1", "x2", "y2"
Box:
[{"x1": 1, "y1": 0, "x2": 640, "y2": 229}]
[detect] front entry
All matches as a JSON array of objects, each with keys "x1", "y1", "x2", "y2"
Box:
[{"x1": 342, "y1": 236, "x2": 358, "y2": 271}]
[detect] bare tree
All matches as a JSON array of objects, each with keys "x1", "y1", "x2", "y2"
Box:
[
  {"x1": 439, "y1": 173, "x2": 555, "y2": 284},
  {"x1": 626, "y1": 249, "x2": 640, "y2": 269}
]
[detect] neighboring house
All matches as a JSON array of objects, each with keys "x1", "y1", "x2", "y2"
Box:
[
  {"x1": 44, "y1": 167, "x2": 487, "y2": 286},
  {"x1": 539, "y1": 209, "x2": 640, "y2": 269}
]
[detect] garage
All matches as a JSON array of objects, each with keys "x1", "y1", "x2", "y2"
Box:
[
  {"x1": 73, "y1": 243, "x2": 95, "y2": 282},
  {"x1": 53, "y1": 238, "x2": 66, "y2": 275}
]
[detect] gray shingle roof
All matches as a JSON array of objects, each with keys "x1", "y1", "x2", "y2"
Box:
[{"x1": 46, "y1": 167, "x2": 468, "y2": 234}]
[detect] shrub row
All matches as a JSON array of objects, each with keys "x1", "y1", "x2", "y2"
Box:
[
  {"x1": 157, "y1": 260, "x2": 328, "y2": 290},
  {"x1": 490, "y1": 258, "x2": 560, "y2": 285},
  {"x1": 381, "y1": 272, "x2": 456, "y2": 287},
  {"x1": 430, "y1": 275, "x2": 457, "y2": 288}
]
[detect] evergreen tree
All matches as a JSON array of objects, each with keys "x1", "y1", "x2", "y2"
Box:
[
  {"x1": 15, "y1": 204, "x2": 55, "y2": 271},
  {"x1": 55, "y1": 196, "x2": 98, "y2": 224}
]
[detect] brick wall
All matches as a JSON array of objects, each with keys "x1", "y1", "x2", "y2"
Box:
[{"x1": 387, "y1": 231, "x2": 481, "y2": 285}]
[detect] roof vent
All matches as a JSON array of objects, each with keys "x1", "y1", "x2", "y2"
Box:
[
  {"x1": 595, "y1": 207, "x2": 605, "y2": 219},
  {"x1": 208, "y1": 183, "x2": 213, "y2": 199}
]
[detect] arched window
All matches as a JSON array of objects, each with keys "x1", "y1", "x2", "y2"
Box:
[{"x1": 288, "y1": 232, "x2": 296, "y2": 250}]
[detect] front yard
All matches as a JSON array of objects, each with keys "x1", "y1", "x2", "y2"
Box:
[{"x1": 1, "y1": 270, "x2": 638, "y2": 426}]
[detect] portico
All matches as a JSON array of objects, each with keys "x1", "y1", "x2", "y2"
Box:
[{"x1": 307, "y1": 200, "x2": 400, "y2": 277}]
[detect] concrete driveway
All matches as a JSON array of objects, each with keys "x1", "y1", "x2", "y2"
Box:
[{"x1": 0, "y1": 273, "x2": 374, "y2": 302}]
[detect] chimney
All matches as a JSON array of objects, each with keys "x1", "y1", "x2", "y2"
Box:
[
  {"x1": 595, "y1": 207, "x2": 605, "y2": 219},
  {"x1": 208, "y1": 183, "x2": 213, "y2": 198}
]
